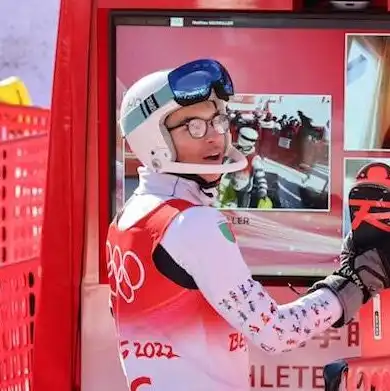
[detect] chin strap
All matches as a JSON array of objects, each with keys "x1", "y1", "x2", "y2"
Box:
[{"x1": 174, "y1": 173, "x2": 221, "y2": 198}]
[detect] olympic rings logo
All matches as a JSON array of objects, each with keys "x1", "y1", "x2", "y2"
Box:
[{"x1": 106, "y1": 242, "x2": 146, "y2": 303}]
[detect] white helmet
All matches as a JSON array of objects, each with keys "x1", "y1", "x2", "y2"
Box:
[
  {"x1": 119, "y1": 68, "x2": 247, "y2": 175},
  {"x1": 237, "y1": 127, "x2": 258, "y2": 154}
]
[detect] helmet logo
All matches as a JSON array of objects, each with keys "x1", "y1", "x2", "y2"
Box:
[{"x1": 144, "y1": 94, "x2": 159, "y2": 115}]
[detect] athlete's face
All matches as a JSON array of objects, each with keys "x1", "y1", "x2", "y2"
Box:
[{"x1": 165, "y1": 100, "x2": 226, "y2": 182}]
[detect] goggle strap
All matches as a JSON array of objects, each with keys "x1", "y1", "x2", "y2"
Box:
[{"x1": 122, "y1": 83, "x2": 173, "y2": 136}]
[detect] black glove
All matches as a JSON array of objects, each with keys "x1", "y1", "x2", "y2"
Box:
[{"x1": 309, "y1": 231, "x2": 390, "y2": 328}]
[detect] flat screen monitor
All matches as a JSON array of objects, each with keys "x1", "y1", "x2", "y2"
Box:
[{"x1": 109, "y1": 11, "x2": 390, "y2": 279}]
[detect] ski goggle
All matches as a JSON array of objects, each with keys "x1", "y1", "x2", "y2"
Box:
[
  {"x1": 121, "y1": 59, "x2": 234, "y2": 136},
  {"x1": 168, "y1": 59, "x2": 234, "y2": 106}
]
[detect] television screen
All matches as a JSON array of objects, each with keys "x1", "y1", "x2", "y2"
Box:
[{"x1": 110, "y1": 12, "x2": 390, "y2": 277}]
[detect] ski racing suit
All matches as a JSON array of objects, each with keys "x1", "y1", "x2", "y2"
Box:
[{"x1": 106, "y1": 166, "x2": 343, "y2": 391}]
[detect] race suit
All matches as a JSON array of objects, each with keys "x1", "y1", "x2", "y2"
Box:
[{"x1": 106, "y1": 166, "x2": 342, "y2": 391}]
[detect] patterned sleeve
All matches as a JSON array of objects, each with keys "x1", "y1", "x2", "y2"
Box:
[{"x1": 160, "y1": 206, "x2": 343, "y2": 354}]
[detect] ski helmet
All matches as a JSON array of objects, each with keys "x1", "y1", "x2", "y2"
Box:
[{"x1": 119, "y1": 59, "x2": 247, "y2": 175}]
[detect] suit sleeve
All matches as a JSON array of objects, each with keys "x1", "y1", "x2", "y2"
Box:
[{"x1": 160, "y1": 206, "x2": 343, "y2": 354}]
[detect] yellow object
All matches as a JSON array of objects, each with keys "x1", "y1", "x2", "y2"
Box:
[
  {"x1": 257, "y1": 196, "x2": 273, "y2": 209},
  {"x1": 0, "y1": 77, "x2": 32, "y2": 106}
]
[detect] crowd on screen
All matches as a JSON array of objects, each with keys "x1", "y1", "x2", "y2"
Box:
[{"x1": 227, "y1": 107, "x2": 327, "y2": 143}]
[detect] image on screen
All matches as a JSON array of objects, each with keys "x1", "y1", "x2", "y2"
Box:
[
  {"x1": 344, "y1": 34, "x2": 390, "y2": 151},
  {"x1": 111, "y1": 14, "x2": 390, "y2": 277},
  {"x1": 219, "y1": 94, "x2": 330, "y2": 210}
]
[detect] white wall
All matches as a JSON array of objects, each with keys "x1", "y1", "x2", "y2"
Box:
[{"x1": 0, "y1": 0, "x2": 60, "y2": 108}]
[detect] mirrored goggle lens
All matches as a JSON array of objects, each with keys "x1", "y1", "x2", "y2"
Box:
[{"x1": 168, "y1": 59, "x2": 234, "y2": 106}]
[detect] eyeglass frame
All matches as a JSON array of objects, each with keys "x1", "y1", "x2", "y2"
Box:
[{"x1": 165, "y1": 113, "x2": 230, "y2": 139}]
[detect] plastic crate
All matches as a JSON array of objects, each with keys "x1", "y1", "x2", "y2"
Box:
[
  {"x1": 0, "y1": 103, "x2": 49, "y2": 390},
  {"x1": 0, "y1": 104, "x2": 49, "y2": 141},
  {"x1": 0, "y1": 135, "x2": 48, "y2": 265},
  {"x1": 0, "y1": 258, "x2": 41, "y2": 390},
  {"x1": 0, "y1": 103, "x2": 49, "y2": 265}
]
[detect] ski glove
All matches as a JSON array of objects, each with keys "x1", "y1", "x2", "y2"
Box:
[{"x1": 308, "y1": 231, "x2": 390, "y2": 328}]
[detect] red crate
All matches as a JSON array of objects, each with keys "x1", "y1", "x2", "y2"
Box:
[
  {"x1": 0, "y1": 135, "x2": 48, "y2": 265},
  {"x1": 0, "y1": 103, "x2": 49, "y2": 390},
  {"x1": 0, "y1": 104, "x2": 49, "y2": 141},
  {"x1": 0, "y1": 258, "x2": 41, "y2": 390},
  {"x1": 0, "y1": 104, "x2": 49, "y2": 265}
]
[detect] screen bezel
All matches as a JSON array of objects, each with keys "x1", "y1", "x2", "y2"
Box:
[{"x1": 107, "y1": 10, "x2": 390, "y2": 285}]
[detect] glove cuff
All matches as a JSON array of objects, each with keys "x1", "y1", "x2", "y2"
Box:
[{"x1": 334, "y1": 263, "x2": 372, "y2": 303}]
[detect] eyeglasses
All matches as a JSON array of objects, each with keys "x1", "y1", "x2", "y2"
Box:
[{"x1": 166, "y1": 113, "x2": 230, "y2": 139}]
